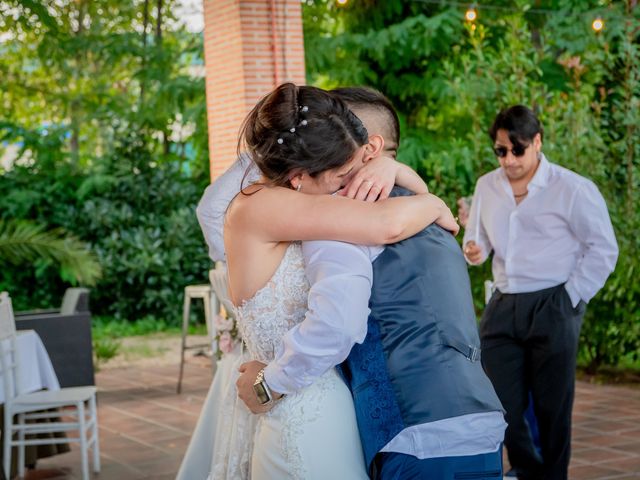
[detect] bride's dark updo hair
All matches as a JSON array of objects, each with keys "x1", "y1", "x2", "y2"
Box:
[{"x1": 239, "y1": 83, "x2": 368, "y2": 188}]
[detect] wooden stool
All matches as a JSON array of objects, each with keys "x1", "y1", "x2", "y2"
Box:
[{"x1": 176, "y1": 284, "x2": 218, "y2": 394}]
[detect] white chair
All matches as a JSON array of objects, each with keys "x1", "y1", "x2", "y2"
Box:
[{"x1": 0, "y1": 292, "x2": 100, "y2": 480}]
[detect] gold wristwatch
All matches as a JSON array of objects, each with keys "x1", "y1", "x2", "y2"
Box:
[{"x1": 253, "y1": 368, "x2": 274, "y2": 405}]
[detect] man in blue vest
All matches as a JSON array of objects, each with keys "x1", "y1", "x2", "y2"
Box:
[{"x1": 204, "y1": 87, "x2": 506, "y2": 479}]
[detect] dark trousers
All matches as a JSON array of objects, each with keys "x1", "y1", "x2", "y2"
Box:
[
  {"x1": 480, "y1": 284, "x2": 585, "y2": 480},
  {"x1": 374, "y1": 448, "x2": 503, "y2": 480}
]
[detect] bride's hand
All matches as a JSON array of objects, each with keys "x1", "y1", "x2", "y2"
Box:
[
  {"x1": 338, "y1": 155, "x2": 398, "y2": 202},
  {"x1": 435, "y1": 199, "x2": 460, "y2": 235}
]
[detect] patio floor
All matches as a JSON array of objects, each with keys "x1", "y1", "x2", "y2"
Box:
[{"x1": 28, "y1": 357, "x2": 640, "y2": 480}]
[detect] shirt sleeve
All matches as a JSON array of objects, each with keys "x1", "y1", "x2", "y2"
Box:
[
  {"x1": 263, "y1": 240, "x2": 375, "y2": 394},
  {"x1": 462, "y1": 179, "x2": 492, "y2": 265},
  {"x1": 564, "y1": 181, "x2": 619, "y2": 306},
  {"x1": 195, "y1": 155, "x2": 260, "y2": 262}
]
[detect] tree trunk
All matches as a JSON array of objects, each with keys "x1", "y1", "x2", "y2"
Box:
[
  {"x1": 140, "y1": 0, "x2": 150, "y2": 104},
  {"x1": 70, "y1": 0, "x2": 87, "y2": 166},
  {"x1": 624, "y1": 0, "x2": 637, "y2": 215},
  {"x1": 156, "y1": 0, "x2": 163, "y2": 44}
]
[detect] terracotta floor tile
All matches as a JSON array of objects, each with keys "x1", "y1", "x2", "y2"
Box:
[
  {"x1": 26, "y1": 367, "x2": 640, "y2": 480},
  {"x1": 568, "y1": 464, "x2": 629, "y2": 479},
  {"x1": 572, "y1": 447, "x2": 637, "y2": 464}
]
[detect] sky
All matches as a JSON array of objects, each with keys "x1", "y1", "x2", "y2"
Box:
[{"x1": 175, "y1": 0, "x2": 204, "y2": 33}]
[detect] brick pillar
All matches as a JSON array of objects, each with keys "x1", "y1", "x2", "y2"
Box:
[{"x1": 203, "y1": 0, "x2": 306, "y2": 181}]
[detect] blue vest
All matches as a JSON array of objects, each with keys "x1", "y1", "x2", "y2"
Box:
[{"x1": 341, "y1": 188, "x2": 504, "y2": 471}]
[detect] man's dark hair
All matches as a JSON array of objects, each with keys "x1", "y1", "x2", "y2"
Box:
[
  {"x1": 331, "y1": 87, "x2": 400, "y2": 153},
  {"x1": 489, "y1": 105, "x2": 544, "y2": 145}
]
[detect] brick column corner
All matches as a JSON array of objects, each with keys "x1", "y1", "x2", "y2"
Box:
[{"x1": 202, "y1": 0, "x2": 306, "y2": 181}]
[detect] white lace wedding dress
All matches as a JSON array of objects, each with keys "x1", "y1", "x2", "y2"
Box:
[{"x1": 209, "y1": 243, "x2": 368, "y2": 480}]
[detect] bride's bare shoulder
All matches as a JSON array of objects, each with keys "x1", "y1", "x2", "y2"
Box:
[
  {"x1": 226, "y1": 184, "x2": 296, "y2": 229},
  {"x1": 231, "y1": 184, "x2": 295, "y2": 212}
]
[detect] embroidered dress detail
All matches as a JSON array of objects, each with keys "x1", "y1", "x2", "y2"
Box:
[{"x1": 209, "y1": 243, "x2": 367, "y2": 480}]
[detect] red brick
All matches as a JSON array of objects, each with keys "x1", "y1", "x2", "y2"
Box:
[{"x1": 203, "y1": 0, "x2": 306, "y2": 180}]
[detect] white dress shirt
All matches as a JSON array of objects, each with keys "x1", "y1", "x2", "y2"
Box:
[
  {"x1": 196, "y1": 154, "x2": 260, "y2": 262},
  {"x1": 463, "y1": 154, "x2": 618, "y2": 307},
  {"x1": 198, "y1": 158, "x2": 504, "y2": 459}
]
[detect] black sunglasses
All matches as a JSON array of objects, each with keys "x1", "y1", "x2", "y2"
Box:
[{"x1": 493, "y1": 144, "x2": 530, "y2": 158}]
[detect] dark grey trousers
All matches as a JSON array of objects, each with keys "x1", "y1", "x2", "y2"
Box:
[{"x1": 480, "y1": 284, "x2": 585, "y2": 480}]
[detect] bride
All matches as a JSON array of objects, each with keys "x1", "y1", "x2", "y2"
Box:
[{"x1": 212, "y1": 83, "x2": 456, "y2": 479}]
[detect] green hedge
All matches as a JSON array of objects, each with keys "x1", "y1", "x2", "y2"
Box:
[
  {"x1": 303, "y1": 0, "x2": 640, "y2": 371},
  {"x1": 0, "y1": 138, "x2": 211, "y2": 322}
]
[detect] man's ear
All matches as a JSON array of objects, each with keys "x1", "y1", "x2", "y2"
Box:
[
  {"x1": 362, "y1": 134, "x2": 385, "y2": 163},
  {"x1": 533, "y1": 133, "x2": 542, "y2": 153}
]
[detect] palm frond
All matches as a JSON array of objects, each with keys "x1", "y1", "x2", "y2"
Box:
[{"x1": 0, "y1": 220, "x2": 102, "y2": 286}]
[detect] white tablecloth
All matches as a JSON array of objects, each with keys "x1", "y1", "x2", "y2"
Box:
[{"x1": 0, "y1": 330, "x2": 60, "y2": 403}]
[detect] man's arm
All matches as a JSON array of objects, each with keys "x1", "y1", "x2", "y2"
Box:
[
  {"x1": 236, "y1": 240, "x2": 377, "y2": 413},
  {"x1": 564, "y1": 181, "x2": 619, "y2": 306},
  {"x1": 195, "y1": 155, "x2": 259, "y2": 262},
  {"x1": 264, "y1": 241, "x2": 376, "y2": 393}
]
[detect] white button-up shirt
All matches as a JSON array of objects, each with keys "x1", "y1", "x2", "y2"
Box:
[
  {"x1": 463, "y1": 154, "x2": 618, "y2": 306},
  {"x1": 196, "y1": 154, "x2": 260, "y2": 263}
]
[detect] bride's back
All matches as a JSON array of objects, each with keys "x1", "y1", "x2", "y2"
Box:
[{"x1": 224, "y1": 185, "x2": 295, "y2": 307}]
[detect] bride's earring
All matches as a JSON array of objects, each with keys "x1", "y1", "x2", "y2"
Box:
[{"x1": 296, "y1": 183, "x2": 302, "y2": 192}]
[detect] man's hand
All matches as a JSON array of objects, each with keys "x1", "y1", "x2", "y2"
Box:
[
  {"x1": 464, "y1": 240, "x2": 483, "y2": 264},
  {"x1": 236, "y1": 360, "x2": 282, "y2": 414},
  {"x1": 338, "y1": 155, "x2": 398, "y2": 202}
]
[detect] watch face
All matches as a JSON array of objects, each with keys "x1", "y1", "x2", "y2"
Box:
[{"x1": 254, "y1": 382, "x2": 272, "y2": 405}]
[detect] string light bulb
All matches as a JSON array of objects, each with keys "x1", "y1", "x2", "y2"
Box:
[
  {"x1": 465, "y1": 7, "x2": 477, "y2": 22},
  {"x1": 336, "y1": 0, "x2": 348, "y2": 6},
  {"x1": 592, "y1": 17, "x2": 604, "y2": 32}
]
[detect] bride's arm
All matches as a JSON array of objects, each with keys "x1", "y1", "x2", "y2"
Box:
[{"x1": 235, "y1": 186, "x2": 458, "y2": 245}]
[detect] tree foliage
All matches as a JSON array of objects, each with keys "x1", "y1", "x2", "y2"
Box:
[
  {"x1": 0, "y1": 219, "x2": 101, "y2": 286},
  {"x1": 0, "y1": 0, "x2": 210, "y2": 319},
  {"x1": 303, "y1": 0, "x2": 640, "y2": 371}
]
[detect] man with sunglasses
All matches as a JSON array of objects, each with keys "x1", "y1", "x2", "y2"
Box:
[{"x1": 463, "y1": 105, "x2": 618, "y2": 480}]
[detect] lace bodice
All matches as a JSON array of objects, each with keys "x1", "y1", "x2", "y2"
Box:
[
  {"x1": 209, "y1": 242, "x2": 367, "y2": 480},
  {"x1": 235, "y1": 243, "x2": 309, "y2": 363}
]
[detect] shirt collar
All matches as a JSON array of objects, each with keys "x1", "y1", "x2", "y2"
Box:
[
  {"x1": 529, "y1": 153, "x2": 551, "y2": 189},
  {"x1": 497, "y1": 152, "x2": 550, "y2": 185}
]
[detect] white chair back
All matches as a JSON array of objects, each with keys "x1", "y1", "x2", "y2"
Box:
[
  {"x1": 0, "y1": 292, "x2": 20, "y2": 404},
  {"x1": 0, "y1": 291, "x2": 16, "y2": 339},
  {"x1": 209, "y1": 267, "x2": 236, "y2": 321},
  {"x1": 60, "y1": 287, "x2": 90, "y2": 315}
]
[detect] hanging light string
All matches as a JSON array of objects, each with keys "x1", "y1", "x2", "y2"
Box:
[
  {"x1": 412, "y1": 0, "x2": 608, "y2": 16},
  {"x1": 333, "y1": 0, "x2": 612, "y2": 31},
  {"x1": 409, "y1": 0, "x2": 610, "y2": 31}
]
